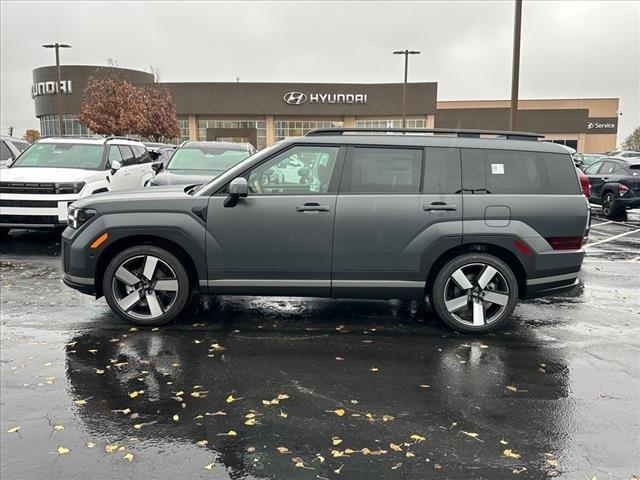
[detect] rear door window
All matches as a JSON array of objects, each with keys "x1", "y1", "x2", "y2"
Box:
[
  {"x1": 118, "y1": 145, "x2": 135, "y2": 166},
  {"x1": 423, "y1": 147, "x2": 461, "y2": 194},
  {"x1": 0, "y1": 141, "x2": 11, "y2": 161},
  {"x1": 461, "y1": 148, "x2": 579, "y2": 195},
  {"x1": 132, "y1": 145, "x2": 151, "y2": 164},
  {"x1": 343, "y1": 147, "x2": 422, "y2": 193}
]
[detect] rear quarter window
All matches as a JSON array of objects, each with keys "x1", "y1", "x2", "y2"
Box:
[{"x1": 461, "y1": 148, "x2": 580, "y2": 195}]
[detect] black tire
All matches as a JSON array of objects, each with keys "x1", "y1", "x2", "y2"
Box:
[
  {"x1": 601, "y1": 192, "x2": 624, "y2": 220},
  {"x1": 430, "y1": 253, "x2": 519, "y2": 334},
  {"x1": 103, "y1": 245, "x2": 191, "y2": 326}
]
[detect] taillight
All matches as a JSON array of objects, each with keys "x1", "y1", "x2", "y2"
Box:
[
  {"x1": 578, "y1": 171, "x2": 590, "y2": 198},
  {"x1": 545, "y1": 236, "x2": 584, "y2": 250}
]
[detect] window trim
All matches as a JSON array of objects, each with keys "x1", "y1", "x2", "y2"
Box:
[
  {"x1": 338, "y1": 145, "x2": 425, "y2": 195},
  {"x1": 214, "y1": 143, "x2": 346, "y2": 196}
]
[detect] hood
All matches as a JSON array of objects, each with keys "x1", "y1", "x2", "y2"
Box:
[
  {"x1": 150, "y1": 169, "x2": 219, "y2": 187},
  {"x1": 0, "y1": 167, "x2": 99, "y2": 183},
  {"x1": 72, "y1": 184, "x2": 190, "y2": 209}
]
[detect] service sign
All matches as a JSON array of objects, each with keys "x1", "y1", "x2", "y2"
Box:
[
  {"x1": 585, "y1": 117, "x2": 618, "y2": 134},
  {"x1": 31, "y1": 80, "x2": 73, "y2": 98}
]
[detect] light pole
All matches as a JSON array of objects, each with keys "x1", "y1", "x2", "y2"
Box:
[
  {"x1": 393, "y1": 49, "x2": 421, "y2": 128},
  {"x1": 42, "y1": 43, "x2": 71, "y2": 136},
  {"x1": 510, "y1": 0, "x2": 523, "y2": 131}
]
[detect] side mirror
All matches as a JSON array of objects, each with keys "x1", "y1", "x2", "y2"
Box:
[
  {"x1": 224, "y1": 177, "x2": 248, "y2": 208},
  {"x1": 110, "y1": 159, "x2": 122, "y2": 174},
  {"x1": 151, "y1": 161, "x2": 164, "y2": 173}
]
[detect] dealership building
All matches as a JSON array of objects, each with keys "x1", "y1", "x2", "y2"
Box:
[{"x1": 32, "y1": 65, "x2": 619, "y2": 153}]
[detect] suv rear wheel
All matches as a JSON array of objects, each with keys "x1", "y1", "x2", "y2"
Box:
[
  {"x1": 601, "y1": 192, "x2": 624, "y2": 220},
  {"x1": 103, "y1": 245, "x2": 190, "y2": 326},
  {"x1": 431, "y1": 253, "x2": 519, "y2": 333}
]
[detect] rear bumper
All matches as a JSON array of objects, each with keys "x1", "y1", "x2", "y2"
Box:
[
  {"x1": 523, "y1": 274, "x2": 580, "y2": 299},
  {"x1": 618, "y1": 197, "x2": 640, "y2": 209}
]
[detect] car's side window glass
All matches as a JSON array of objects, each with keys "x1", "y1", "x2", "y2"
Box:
[
  {"x1": 0, "y1": 141, "x2": 12, "y2": 161},
  {"x1": 343, "y1": 147, "x2": 422, "y2": 193},
  {"x1": 584, "y1": 162, "x2": 602, "y2": 175},
  {"x1": 600, "y1": 161, "x2": 619, "y2": 174},
  {"x1": 247, "y1": 146, "x2": 339, "y2": 194},
  {"x1": 132, "y1": 145, "x2": 151, "y2": 164},
  {"x1": 118, "y1": 146, "x2": 135, "y2": 166},
  {"x1": 423, "y1": 147, "x2": 461, "y2": 194}
]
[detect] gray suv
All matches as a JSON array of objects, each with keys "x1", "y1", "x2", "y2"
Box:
[{"x1": 61, "y1": 128, "x2": 589, "y2": 333}]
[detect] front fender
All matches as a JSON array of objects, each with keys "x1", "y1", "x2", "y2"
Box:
[{"x1": 62, "y1": 211, "x2": 207, "y2": 291}]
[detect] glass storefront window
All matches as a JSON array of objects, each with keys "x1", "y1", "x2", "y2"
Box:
[
  {"x1": 197, "y1": 119, "x2": 266, "y2": 150},
  {"x1": 356, "y1": 119, "x2": 427, "y2": 129},
  {"x1": 39, "y1": 114, "x2": 93, "y2": 137},
  {"x1": 178, "y1": 118, "x2": 190, "y2": 142},
  {"x1": 274, "y1": 120, "x2": 344, "y2": 142}
]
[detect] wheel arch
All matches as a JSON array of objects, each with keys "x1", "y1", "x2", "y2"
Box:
[
  {"x1": 94, "y1": 235, "x2": 200, "y2": 298},
  {"x1": 425, "y1": 242, "x2": 528, "y2": 299}
]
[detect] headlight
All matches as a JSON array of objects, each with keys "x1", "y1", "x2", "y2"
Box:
[
  {"x1": 56, "y1": 182, "x2": 86, "y2": 194},
  {"x1": 67, "y1": 205, "x2": 97, "y2": 229}
]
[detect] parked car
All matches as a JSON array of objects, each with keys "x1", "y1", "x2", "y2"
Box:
[
  {"x1": 573, "y1": 153, "x2": 602, "y2": 171},
  {"x1": 61, "y1": 128, "x2": 589, "y2": 333},
  {"x1": 147, "y1": 141, "x2": 256, "y2": 187},
  {"x1": 583, "y1": 156, "x2": 640, "y2": 219},
  {"x1": 0, "y1": 137, "x2": 155, "y2": 233},
  {"x1": 143, "y1": 142, "x2": 176, "y2": 168},
  {"x1": 1, "y1": 135, "x2": 30, "y2": 168},
  {"x1": 602, "y1": 150, "x2": 640, "y2": 159}
]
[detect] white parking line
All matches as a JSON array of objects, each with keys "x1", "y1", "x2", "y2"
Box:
[
  {"x1": 590, "y1": 220, "x2": 615, "y2": 227},
  {"x1": 584, "y1": 228, "x2": 640, "y2": 248},
  {"x1": 627, "y1": 255, "x2": 640, "y2": 262}
]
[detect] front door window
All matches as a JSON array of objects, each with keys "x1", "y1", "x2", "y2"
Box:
[{"x1": 247, "y1": 146, "x2": 340, "y2": 194}]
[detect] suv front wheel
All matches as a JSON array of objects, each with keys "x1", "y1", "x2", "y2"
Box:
[
  {"x1": 103, "y1": 245, "x2": 191, "y2": 325},
  {"x1": 431, "y1": 253, "x2": 519, "y2": 333}
]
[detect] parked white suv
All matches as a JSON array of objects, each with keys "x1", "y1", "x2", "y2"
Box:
[{"x1": 0, "y1": 137, "x2": 155, "y2": 232}]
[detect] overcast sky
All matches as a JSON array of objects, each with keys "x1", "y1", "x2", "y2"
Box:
[{"x1": 1, "y1": 0, "x2": 638, "y2": 142}]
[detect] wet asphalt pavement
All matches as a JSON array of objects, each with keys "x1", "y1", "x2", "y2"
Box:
[{"x1": 1, "y1": 213, "x2": 639, "y2": 480}]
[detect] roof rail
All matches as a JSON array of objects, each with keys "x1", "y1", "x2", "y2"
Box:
[
  {"x1": 305, "y1": 128, "x2": 544, "y2": 141},
  {"x1": 105, "y1": 135, "x2": 141, "y2": 142}
]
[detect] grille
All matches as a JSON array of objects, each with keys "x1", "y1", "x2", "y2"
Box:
[
  {"x1": 0, "y1": 182, "x2": 56, "y2": 194},
  {"x1": 0, "y1": 215, "x2": 61, "y2": 225},
  {"x1": 0, "y1": 199, "x2": 59, "y2": 208}
]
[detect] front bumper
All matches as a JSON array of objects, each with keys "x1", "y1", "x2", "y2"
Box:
[
  {"x1": 618, "y1": 197, "x2": 640, "y2": 210},
  {"x1": 0, "y1": 194, "x2": 79, "y2": 228},
  {"x1": 62, "y1": 272, "x2": 96, "y2": 295}
]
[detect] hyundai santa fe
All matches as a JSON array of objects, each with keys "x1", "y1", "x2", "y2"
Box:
[{"x1": 61, "y1": 128, "x2": 589, "y2": 333}]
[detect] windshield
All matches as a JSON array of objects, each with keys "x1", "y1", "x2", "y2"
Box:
[
  {"x1": 167, "y1": 146, "x2": 251, "y2": 172},
  {"x1": 12, "y1": 143, "x2": 104, "y2": 170}
]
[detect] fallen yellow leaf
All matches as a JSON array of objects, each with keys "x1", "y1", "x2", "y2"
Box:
[
  {"x1": 406, "y1": 451, "x2": 415, "y2": 458},
  {"x1": 86, "y1": 441, "x2": 96, "y2": 448},
  {"x1": 410, "y1": 434, "x2": 425, "y2": 443},
  {"x1": 54, "y1": 424, "x2": 64, "y2": 431},
  {"x1": 226, "y1": 394, "x2": 240, "y2": 403},
  {"x1": 277, "y1": 393, "x2": 289, "y2": 400},
  {"x1": 332, "y1": 437, "x2": 343, "y2": 446},
  {"x1": 333, "y1": 408, "x2": 345, "y2": 417},
  {"x1": 503, "y1": 448, "x2": 521, "y2": 459},
  {"x1": 95, "y1": 369, "x2": 105, "y2": 375},
  {"x1": 6, "y1": 426, "x2": 20, "y2": 433},
  {"x1": 370, "y1": 367, "x2": 379, "y2": 372},
  {"x1": 547, "y1": 459, "x2": 558, "y2": 467},
  {"x1": 57, "y1": 446, "x2": 71, "y2": 455},
  {"x1": 244, "y1": 418, "x2": 256, "y2": 426},
  {"x1": 276, "y1": 446, "x2": 290, "y2": 453},
  {"x1": 123, "y1": 452, "x2": 134, "y2": 462},
  {"x1": 500, "y1": 439, "x2": 509, "y2": 445},
  {"x1": 196, "y1": 440, "x2": 208, "y2": 447},
  {"x1": 105, "y1": 444, "x2": 119, "y2": 453},
  {"x1": 506, "y1": 385, "x2": 517, "y2": 392},
  {"x1": 279, "y1": 411, "x2": 288, "y2": 418},
  {"x1": 389, "y1": 443, "x2": 402, "y2": 451},
  {"x1": 203, "y1": 462, "x2": 215, "y2": 470},
  {"x1": 226, "y1": 430, "x2": 237, "y2": 436}
]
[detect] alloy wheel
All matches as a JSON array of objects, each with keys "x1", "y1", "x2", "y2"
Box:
[
  {"x1": 602, "y1": 193, "x2": 614, "y2": 217},
  {"x1": 111, "y1": 255, "x2": 179, "y2": 320},
  {"x1": 443, "y1": 262, "x2": 511, "y2": 327}
]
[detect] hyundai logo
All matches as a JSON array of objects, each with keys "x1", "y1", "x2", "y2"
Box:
[
  {"x1": 283, "y1": 91, "x2": 308, "y2": 105},
  {"x1": 587, "y1": 122, "x2": 594, "y2": 129}
]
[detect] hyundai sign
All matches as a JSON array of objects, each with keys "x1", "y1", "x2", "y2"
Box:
[
  {"x1": 283, "y1": 91, "x2": 367, "y2": 105},
  {"x1": 585, "y1": 117, "x2": 618, "y2": 134},
  {"x1": 31, "y1": 80, "x2": 73, "y2": 98}
]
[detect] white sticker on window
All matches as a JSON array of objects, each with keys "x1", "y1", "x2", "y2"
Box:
[{"x1": 491, "y1": 163, "x2": 505, "y2": 175}]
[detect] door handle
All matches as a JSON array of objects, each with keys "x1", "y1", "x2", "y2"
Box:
[
  {"x1": 423, "y1": 202, "x2": 457, "y2": 211},
  {"x1": 296, "y1": 202, "x2": 331, "y2": 212},
  {"x1": 121, "y1": 170, "x2": 130, "y2": 175}
]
